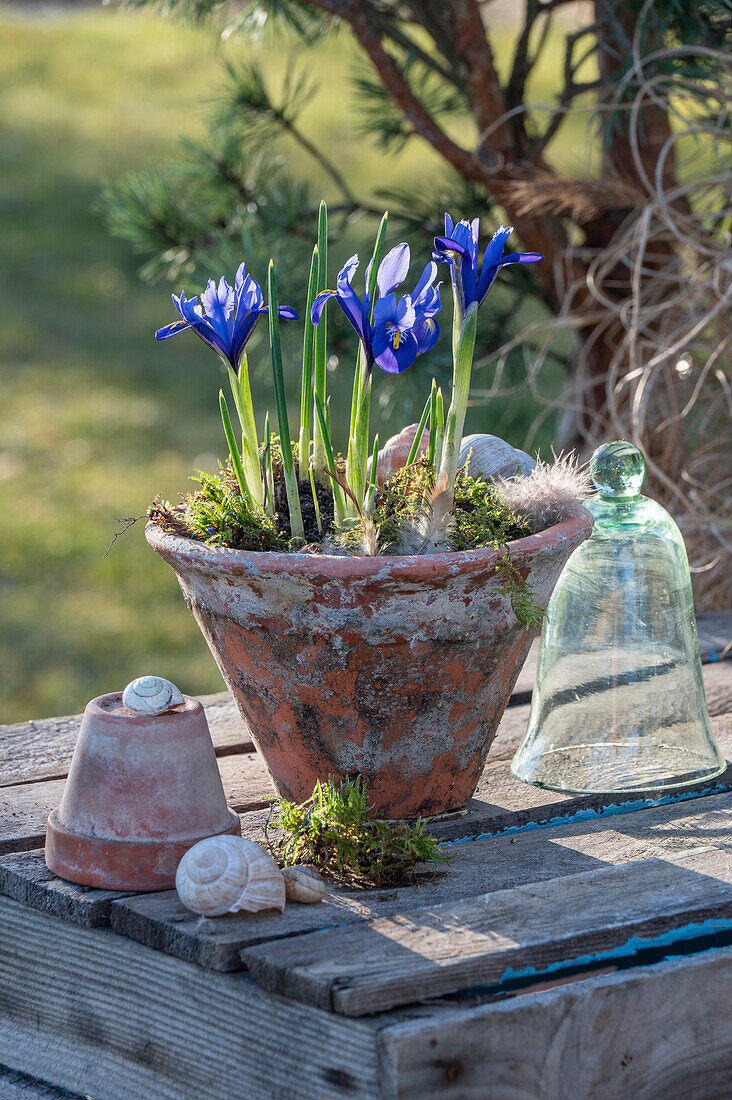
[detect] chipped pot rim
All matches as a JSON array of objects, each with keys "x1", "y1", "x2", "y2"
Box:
[{"x1": 145, "y1": 508, "x2": 593, "y2": 581}]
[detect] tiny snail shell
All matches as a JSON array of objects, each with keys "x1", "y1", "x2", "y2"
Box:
[
  {"x1": 282, "y1": 865, "x2": 326, "y2": 904},
  {"x1": 122, "y1": 676, "x2": 184, "y2": 716},
  {"x1": 458, "y1": 434, "x2": 536, "y2": 482},
  {"x1": 176, "y1": 835, "x2": 286, "y2": 918}
]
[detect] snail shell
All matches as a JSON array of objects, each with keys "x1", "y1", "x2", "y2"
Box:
[
  {"x1": 370, "y1": 423, "x2": 429, "y2": 486},
  {"x1": 458, "y1": 434, "x2": 536, "y2": 482},
  {"x1": 122, "y1": 675, "x2": 184, "y2": 716},
  {"x1": 282, "y1": 865, "x2": 326, "y2": 904},
  {"x1": 176, "y1": 836, "x2": 286, "y2": 917}
]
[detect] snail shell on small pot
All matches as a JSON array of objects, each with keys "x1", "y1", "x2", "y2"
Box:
[
  {"x1": 176, "y1": 836, "x2": 286, "y2": 918},
  {"x1": 282, "y1": 865, "x2": 326, "y2": 904},
  {"x1": 458, "y1": 434, "x2": 536, "y2": 482},
  {"x1": 369, "y1": 423, "x2": 429, "y2": 486},
  {"x1": 122, "y1": 675, "x2": 184, "y2": 716}
]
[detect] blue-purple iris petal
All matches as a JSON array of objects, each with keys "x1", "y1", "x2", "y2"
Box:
[
  {"x1": 276, "y1": 306, "x2": 300, "y2": 320},
  {"x1": 337, "y1": 254, "x2": 359, "y2": 292},
  {"x1": 394, "y1": 293, "x2": 416, "y2": 329},
  {"x1": 413, "y1": 317, "x2": 440, "y2": 354},
  {"x1": 412, "y1": 261, "x2": 438, "y2": 302},
  {"x1": 311, "y1": 290, "x2": 336, "y2": 326},
  {"x1": 155, "y1": 320, "x2": 191, "y2": 340},
  {"x1": 500, "y1": 252, "x2": 543, "y2": 265},
  {"x1": 201, "y1": 277, "x2": 235, "y2": 342},
  {"x1": 372, "y1": 326, "x2": 419, "y2": 374},
  {"x1": 434, "y1": 235, "x2": 470, "y2": 260},
  {"x1": 444, "y1": 212, "x2": 454, "y2": 236},
  {"x1": 230, "y1": 310, "x2": 261, "y2": 364},
  {"x1": 376, "y1": 243, "x2": 410, "y2": 299},
  {"x1": 451, "y1": 221, "x2": 479, "y2": 265},
  {"x1": 372, "y1": 292, "x2": 397, "y2": 328},
  {"x1": 480, "y1": 226, "x2": 514, "y2": 272}
]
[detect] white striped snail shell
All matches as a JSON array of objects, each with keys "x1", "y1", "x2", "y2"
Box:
[
  {"x1": 175, "y1": 836, "x2": 286, "y2": 917},
  {"x1": 458, "y1": 434, "x2": 536, "y2": 482},
  {"x1": 121, "y1": 676, "x2": 184, "y2": 716}
]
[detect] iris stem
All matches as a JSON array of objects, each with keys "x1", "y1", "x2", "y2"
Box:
[
  {"x1": 345, "y1": 211, "x2": 388, "y2": 516},
  {"x1": 407, "y1": 390, "x2": 432, "y2": 467},
  {"x1": 438, "y1": 300, "x2": 478, "y2": 495},
  {"x1": 268, "y1": 260, "x2": 304, "y2": 540},
  {"x1": 312, "y1": 201, "x2": 328, "y2": 484},
  {"x1": 298, "y1": 244, "x2": 319, "y2": 473},
  {"x1": 219, "y1": 390, "x2": 254, "y2": 508},
  {"x1": 226, "y1": 355, "x2": 263, "y2": 506}
]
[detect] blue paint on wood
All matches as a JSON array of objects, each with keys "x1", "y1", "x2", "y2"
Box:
[{"x1": 446, "y1": 780, "x2": 732, "y2": 848}]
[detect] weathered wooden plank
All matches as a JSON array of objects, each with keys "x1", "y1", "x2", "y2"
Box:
[
  {"x1": 377, "y1": 945, "x2": 732, "y2": 1100},
  {"x1": 0, "y1": 850, "x2": 131, "y2": 928},
  {"x1": 0, "y1": 893, "x2": 383, "y2": 1100},
  {"x1": 0, "y1": 691, "x2": 253, "y2": 789},
  {"x1": 1, "y1": 664, "x2": 730, "y2": 856},
  {"x1": 7, "y1": 788, "x2": 731, "y2": 967},
  {"x1": 0, "y1": 1065, "x2": 86, "y2": 1099},
  {"x1": 108, "y1": 790, "x2": 732, "y2": 970},
  {"x1": 241, "y1": 845, "x2": 732, "y2": 1016}
]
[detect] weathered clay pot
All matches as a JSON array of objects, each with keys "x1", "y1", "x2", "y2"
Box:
[
  {"x1": 45, "y1": 694, "x2": 241, "y2": 890},
  {"x1": 146, "y1": 512, "x2": 592, "y2": 819}
]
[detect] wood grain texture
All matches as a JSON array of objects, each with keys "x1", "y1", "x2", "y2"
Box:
[
  {"x1": 107, "y1": 791, "x2": 732, "y2": 970},
  {"x1": 0, "y1": 893, "x2": 382, "y2": 1100},
  {"x1": 377, "y1": 945, "x2": 732, "y2": 1100},
  {"x1": 242, "y1": 845, "x2": 732, "y2": 1016},
  {"x1": 0, "y1": 850, "x2": 130, "y2": 927}
]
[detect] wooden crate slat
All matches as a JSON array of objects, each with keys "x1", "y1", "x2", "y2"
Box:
[
  {"x1": 14, "y1": 788, "x2": 720, "y2": 969},
  {"x1": 0, "y1": 692, "x2": 253, "y2": 789},
  {"x1": 378, "y1": 945, "x2": 732, "y2": 1100},
  {"x1": 1, "y1": 667, "x2": 730, "y2": 857},
  {"x1": 0, "y1": 850, "x2": 131, "y2": 928},
  {"x1": 0, "y1": 894, "x2": 383, "y2": 1100},
  {"x1": 241, "y1": 844, "x2": 732, "y2": 1016}
]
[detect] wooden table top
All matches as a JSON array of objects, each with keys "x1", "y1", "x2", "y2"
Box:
[{"x1": 1, "y1": 611, "x2": 731, "y2": 1100}]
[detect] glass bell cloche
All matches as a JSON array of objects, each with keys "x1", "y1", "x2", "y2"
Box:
[{"x1": 511, "y1": 441, "x2": 725, "y2": 793}]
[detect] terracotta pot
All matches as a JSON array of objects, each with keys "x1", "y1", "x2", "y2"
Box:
[
  {"x1": 146, "y1": 512, "x2": 592, "y2": 819},
  {"x1": 45, "y1": 694, "x2": 240, "y2": 890}
]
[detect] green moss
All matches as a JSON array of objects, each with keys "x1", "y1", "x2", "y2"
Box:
[
  {"x1": 372, "y1": 459, "x2": 532, "y2": 553},
  {"x1": 268, "y1": 776, "x2": 451, "y2": 888}
]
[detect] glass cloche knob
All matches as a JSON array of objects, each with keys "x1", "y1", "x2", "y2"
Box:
[
  {"x1": 590, "y1": 440, "x2": 646, "y2": 498},
  {"x1": 511, "y1": 441, "x2": 724, "y2": 794}
]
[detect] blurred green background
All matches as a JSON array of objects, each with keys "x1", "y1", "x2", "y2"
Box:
[{"x1": 0, "y1": 4, "x2": 590, "y2": 723}]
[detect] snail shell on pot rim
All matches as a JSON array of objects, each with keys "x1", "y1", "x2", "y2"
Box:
[
  {"x1": 282, "y1": 865, "x2": 326, "y2": 904},
  {"x1": 175, "y1": 835, "x2": 286, "y2": 917},
  {"x1": 458, "y1": 434, "x2": 536, "y2": 482},
  {"x1": 122, "y1": 676, "x2": 184, "y2": 716}
]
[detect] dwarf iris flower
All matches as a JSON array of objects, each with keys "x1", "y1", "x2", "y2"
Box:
[
  {"x1": 155, "y1": 262, "x2": 298, "y2": 368},
  {"x1": 433, "y1": 215, "x2": 542, "y2": 314},
  {"x1": 311, "y1": 244, "x2": 441, "y2": 375}
]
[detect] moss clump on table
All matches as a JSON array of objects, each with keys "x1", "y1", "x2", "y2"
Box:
[{"x1": 266, "y1": 777, "x2": 451, "y2": 888}]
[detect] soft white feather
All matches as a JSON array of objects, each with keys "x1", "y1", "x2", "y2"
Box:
[
  {"x1": 494, "y1": 453, "x2": 591, "y2": 533},
  {"x1": 397, "y1": 474, "x2": 455, "y2": 555}
]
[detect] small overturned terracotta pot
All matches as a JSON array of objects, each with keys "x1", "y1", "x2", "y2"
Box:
[
  {"x1": 45, "y1": 693, "x2": 240, "y2": 890},
  {"x1": 146, "y1": 512, "x2": 592, "y2": 819}
]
